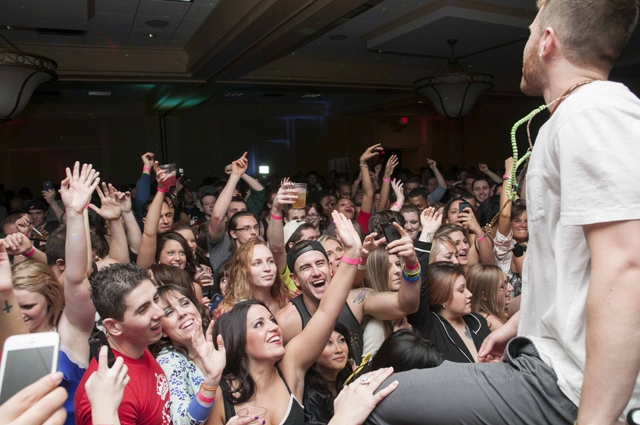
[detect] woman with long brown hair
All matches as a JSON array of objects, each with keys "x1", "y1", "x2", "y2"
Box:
[{"x1": 466, "y1": 264, "x2": 514, "y2": 330}]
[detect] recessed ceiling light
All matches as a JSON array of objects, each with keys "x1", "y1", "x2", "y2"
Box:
[
  {"x1": 329, "y1": 35, "x2": 348, "y2": 41},
  {"x1": 145, "y1": 20, "x2": 170, "y2": 27},
  {"x1": 4, "y1": 26, "x2": 13, "y2": 30},
  {"x1": 88, "y1": 91, "x2": 112, "y2": 96},
  {"x1": 146, "y1": 33, "x2": 156, "y2": 38}
]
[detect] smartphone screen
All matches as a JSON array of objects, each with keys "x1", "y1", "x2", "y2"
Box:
[
  {"x1": 43, "y1": 181, "x2": 53, "y2": 191},
  {"x1": 0, "y1": 345, "x2": 55, "y2": 404},
  {"x1": 458, "y1": 202, "x2": 470, "y2": 214}
]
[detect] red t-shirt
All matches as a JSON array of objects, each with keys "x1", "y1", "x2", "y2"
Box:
[
  {"x1": 357, "y1": 210, "x2": 372, "y2": 235},
  {"x1": 75, "y1": 348, "x2": 171, "y2": 425}
]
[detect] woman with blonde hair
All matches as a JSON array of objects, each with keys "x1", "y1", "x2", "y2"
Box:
[
  {"x1": 465, "y1": 264, "x2": 514, "y2": 330},
  {"x1": 428, "y1": 234, "x2": 459, "y2": 264},
  {"x1": 434, "y1": 224, "x2": 474, "y2": 269},
  {"x1": 214, "y1": 240, "x2": 293, "y2": 318}
]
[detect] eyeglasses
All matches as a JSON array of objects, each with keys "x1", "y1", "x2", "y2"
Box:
[
  {"x1": 235, "y1": 225, "x2": 260, "y2": 233},
  {"x1": 306, "y1": 213, "x2": 319, "y2": 219}
]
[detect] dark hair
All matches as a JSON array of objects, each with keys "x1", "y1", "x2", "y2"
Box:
[
  {"x1": 405, "y1": 176, "x2": 421, "y2": 185},
  {"x1": 408, "y1": 187, "x2": 429, "y2": 200},
  {"x1": 368, "y1": 210, "x2": 405, "y2": 239},
  {"x1": 45, "y1": 225, "x2": 66, "y2": 265},
  {"x1": 371, "y1": 329, "x2": 443, "y2": 372},
  {"x1": 149, "y1": 263, "x2": 196, "y2": 294},
  {"x1": 193, "y1": 222, "x2": 210, "y2": 265},
  {"x1": 286, "y1": 222, "x2": 316, "y2": 247},
  {"x1": 227, "y1": 211, "x2": 259, "y2": 254},
  {"x1": 471, "y1": 178, "x2": 491, "y2": 192},
  {"x1": 214, "y1": 300, "x2": 268, "y2": 404},
  {"x1": 212, "y1": 261, "x2": 231, "y2": 296},
  {"x1": 511, "y1": 203, "x2": 526, "y2": 221},
  {"x1": 150, "y1": 284, "x2": 211, "y2": 358},
  {"x1": 155, "y1": 231, "x2": 197, "y2": 276},
  {"x1": 142, "y1": 197, "x2": 173, "y2": 219},
  {"x1": 304, "y1": 322, "x2": 354, "y2": 412},
  {"x1": 90, "y1": 263, "x2": 150, "y2": 321},
  {"x1": 399, "y1": 203, "x2": 420, "y2": 217},
  {"x1": 229, "y1": 196, "x2": 247, "y2": 207},
  {"x1": 477, "y1": 195, "x2": 501, "y2": 228}
]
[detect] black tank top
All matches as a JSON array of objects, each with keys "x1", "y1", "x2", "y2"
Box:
[{"x1": 290, "y1": 295, "x2": 363, "y2": 365}]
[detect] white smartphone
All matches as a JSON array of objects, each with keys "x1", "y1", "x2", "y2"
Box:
[{"x1": 0, "y1": 332, "x2": 60, "y2": 404}]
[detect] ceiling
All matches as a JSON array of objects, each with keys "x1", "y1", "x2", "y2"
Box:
[{"x1": 1, "y1": 0, "x2": 639, "y2": 117}]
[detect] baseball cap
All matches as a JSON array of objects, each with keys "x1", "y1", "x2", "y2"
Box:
[
  {"x1": 286, "y1": 240, "x2": 329, "y2": 272},
  {"x1": 26, "y1": 200, "x2": 47, "y2": 212}
]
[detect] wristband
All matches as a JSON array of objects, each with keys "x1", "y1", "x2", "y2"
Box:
[
  {"x1": 201, "y1": 383, "x2": 219, "y2": 393},
  {"x1": 341, "y1": 255, "x2": 360, "y2": 265},
  {"x1": 359, "y1": 162, "x2": 368, "y2": 167},
  {"x1": 477, "y1": 234, "x2": 486, "y2": 243},
  {"x1": 383, "y1": 178, "x2": 391, "y2": 182},
  {"x1": 357, "y1": 263, "x2": 366, "y2": 271},
  {"x1": 402, "y1": 269, "x2": 421, "y2": 282},
  {"x1": 143, "y1": 165, "x2": 151, "y2": 172},
  {"x1": 157, "y1": 187, "x2": 169, "y2": 193},
  {"x1": 23, "y1": 247, "x2": 36, "y2": 257},
  {"x1": 404, "y1": 262, "x2": 419, "y2": 271},
  {"x1": 503, "y1": 174, "x2": 510, "y2": 179},
  {"x1": 197, "y1": 391, "x2": 215, "y2": 404},
  {"x1": 270, "y1": 212, "x2": 283, "y2": 221},
  {"x1": 392, "y1": 202, "x2": 402, "y2": 209}
]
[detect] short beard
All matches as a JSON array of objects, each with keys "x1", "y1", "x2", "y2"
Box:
[{"x1": 520, "y1": 44, "x2": 545, "y2": 97}]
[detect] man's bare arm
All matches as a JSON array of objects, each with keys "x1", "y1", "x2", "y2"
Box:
[{"x1": 578, "y1": 220, "x2": 640, "y2": 425}]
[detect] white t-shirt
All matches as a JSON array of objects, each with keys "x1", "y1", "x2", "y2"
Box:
[{"x1": 520, "y1": 81, "x2": 640, "y2": 418}]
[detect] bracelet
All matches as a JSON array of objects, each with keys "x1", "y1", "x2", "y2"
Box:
[
  {"x1": 392, "y1": 202, "x2": 402, "y2": 209},
  {"x1": 197, "y1": 390, "x2": 215, "y2": 404},
  {"x1": 359, "y1": 162, "x2": 368, "y2": 167},
  {"x1": 401, "y1": 269, "x2": 422, "y2": 282},
  {"x1": 503, "y1": 174, "x2": 510, "y2": 179},
  {"x1": 341, "y1": 255, "x2": 360, "y2": 265},
  {"x1": 357, "y1": 263, "x2": 366, "y2": 271},
  {"x1": 23, "y1": 247, "x2": 36, "y2": 257},
  {"x1": 201, "y1": 382, "x2": 219, "y2": 393},
  {"x1": 383, "y1": 178, "x2": 391, "y2": 182},
  {"x1": 143, "y1": 165, "x2": 151, "y2": 172},
  {"x1": 477, "y1": 234, "x2": 486, "y2": 243},
  {"x1": 157, "y1": 187, "x2": 169, "y2": 193},
  {"x1": 404, "y1": 262, "x2": 419, "y2": 271},
  {"x1": 270, "y1": 212, "x2": 283, "y2": 221}
]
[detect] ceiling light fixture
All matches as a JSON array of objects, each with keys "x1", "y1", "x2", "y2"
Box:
[
  {"x1": 0, "y1": 34, "x2": 57, "y2": 123},
  {"x1": 414, "y1": 39, "x2": 494, "y2": 119},
  {"x1": 146, "y1": 33, "x2": 156, "y2": 38},
  {"x1": 301, "y1": 94, "x2": 321, "y2": 98}
]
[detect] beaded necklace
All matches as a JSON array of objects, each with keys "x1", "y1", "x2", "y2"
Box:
[{"x1": 505, "y1": 79, "x2": 595, "y2": 200}]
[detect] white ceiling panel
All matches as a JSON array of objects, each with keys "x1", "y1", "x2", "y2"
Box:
[
  {"x1": 94, "y1": 0, "x2": 140, "y2": 15},
  {"x1": 137, "y1": 0, "x2": 191, "y2": 19},
  {"x1": 0, "y1": 1, "x2": 88, "y2": 31},
  {"x1": 133, "y1": 15, "x2": 183, "y2": 30},
  {"x1": 88, "y1": 13, "x2": 136, "y2": 28}
]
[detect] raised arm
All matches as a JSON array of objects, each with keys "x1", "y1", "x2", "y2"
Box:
[
  {"x1": 282, "y1": 211, "x2": 362, "y2": 392},
  {"x1": 578, "y1": 220, "x2": 640, "y2": 425},
  {"x1": 427, "y1": 158, "x2": 447, "y2": 190},
  {"x1": 458, "y1": 205, "x2": 495, "y2": 265},
  {"x1": 497, "y1": 158, "x2": 514, "y2": 239},
  {"x1": 208, "y1": 153, "x2": 247, "y2": 242},
  {"x1": 478, "y1": 163, "x2": 503, "y2": 184},
  {"x1": 378, "y1": 155, "x2": 398, "y2": 212},
  {"x1": 267, "y1": 179, "x2": 297, "y2": 273},
  {"x1": 118, "y1": 191, "x2": 142, "y2": 254},
  {"x1": 137, "y1": 163, "x2": 170, "y2": 268},
  {"x1": 135, "y1": 152, "x2": 155, "y2": 225},
  {"x1": 389, "y1": 179, "x2": 404, "y2": 212},
  {"x1": 418, "y1": 206, "x2": 442, "y2": 244},
  {"x1": 359, "y1": 144, "x2": 382, "y2": 215},
  {"x1": 0, "y1": 242, "x2": 29, "y2": 354},
  {"x1": 59, "y1": 162, "x2": 100, "y2": 336},
  {"x1": 90, "y1": 183, "x2": 129, "y2": 264},
  {"x1": 360, "y1": 224, "x2": 420, "y2": 320},
  {"x1": 42, "y1": 188, "x2": 66, "y2": 224},
  {"x1": 2, "y1": 233, "x2": 47, "y2": 265}
]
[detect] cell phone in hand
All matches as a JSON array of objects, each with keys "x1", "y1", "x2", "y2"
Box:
[
  {"x1": 458, "y1": 201, "x2": 470, "y2": 214},
  {"x1": 0, "y1": 332, "x2": 60, "y2": 404},
  {"x1": 381, "y1": 221, "x2": 402, "y2": 243},
  {"x1": 88, "y1": 329, "x2": 116, "y2": 368},
  {"x1": 43, "y1": 181, "x2": 53, "y2": 191}
]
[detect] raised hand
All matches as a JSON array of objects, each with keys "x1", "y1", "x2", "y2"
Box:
[
  {"x1": 391, "y1": 179, "x2": 404, "y2": 205},
  {"x1": 191, "y1": 319, "x2": 226, "y2": 387},
  {"x1": 360, "y1": 144, "x2": 383, "y2": 164},
  {"x1": 14, "y1": 215, "x2": 32, "y2": 235},
  {"x1": 273, "y1": 178, "x2": 298, "y2": 211},
  {"x1": 231, "y1": 152, "x2": 248, "y2": 177},
  {"x1": 426, "y1": 158, "x2": 437, "y2": 169},
  {"x1": 2, "y1": 233, "x2": 33, "y2": 256},
  {"x1": 0, "y1": 242, "x2": 13, "y2": 293},
  {"x1": 116, "y1": 191, "x2": 132, "y2": 214},
  {"x1": 458, "y1": 206, "x2": 482, "y2": 235},
  {"x1": 331, "y1": 210, "x2": 362, "y2": 258},
  {"x1": 153, "y1": 161, "x2": 170, "y2": 189},
  {"x1": 420, "y1": 207, "x2": 442, "y2": 241},
  {"x1": 141, "y1": 152, "x2": 155, "y2": 169},
  {"x1": 360, "y1": 233, "x2": 385, "y2": 262},
  {"x1": 42, "y1": 189, "x2": 57, "y2": 205},
  {"x1": 194, "y1": 267, "x2": 214, "y2": 288},
  {"x1": 386, "y1": 223, "x2": 418, "y2": 266},
  {"x1": 504, "y1": 157, "x2": 514, "y2": 175},
  {"x1": 59, "y1": 162, "x2": 100, "y2": 215},
  {"x1": 478, "y1": 163, "x2": 489, "y2": 174},
  {"x1": 384, "y1": 155, "x2": 399, "y2": 178},
  {"x1": 89, "y1": 183, "x2": 122, "y2": 221},
  {"x1": 85, "y1": 346, "x2": 130, "y2": 423}
]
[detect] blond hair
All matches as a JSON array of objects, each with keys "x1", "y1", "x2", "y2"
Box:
[
  {"x1": 12, "y1": 260, "x2": 64, "y2": 330},
  {"x1": 466, "y1": 264, "x2": 508, "y2": 323}
]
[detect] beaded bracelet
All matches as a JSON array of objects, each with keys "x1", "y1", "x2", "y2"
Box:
[
  {"x1": 402, "y1": 270, "x2": 421, "y2": 282},
  {"x1": 23, "y1": 247, "x2": 36, "y2": 257},
  {"x1": 270, "y1": 212, "x2": 282, "y2": 221},
  {"x1": 341, "y1": 255, "x2": 360, "y2": 265}
]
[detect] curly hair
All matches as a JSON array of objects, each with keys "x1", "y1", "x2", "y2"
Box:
[
  {"x1": 217, "y1": 240, "x2": 292, "y2": 314},
  {"x1": 12, "y1": 260, "x2": 64, "y2": 329}
]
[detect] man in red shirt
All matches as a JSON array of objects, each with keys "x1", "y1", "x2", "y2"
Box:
[{"x1": 75, "y1": 263, "x2": 170, "y2": 425}]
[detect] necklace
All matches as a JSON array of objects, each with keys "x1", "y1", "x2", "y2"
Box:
[
  {"x1": 505, "y1": 79, "x2": 596, "y2": 201},
  {"x1": 464, "y1": 323, "x2": 473, "y2": 341}
]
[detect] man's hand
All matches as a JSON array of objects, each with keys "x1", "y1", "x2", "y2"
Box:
[
  {"x1": 426, "y1": 158, "x2": 438, "y2": 170},
  {"x1": 2, "y1": 233, "x2": 33, "y2": 257},
  {"x1": 42, "y1": 189, "x2": 57, "y2": 205},
  {"x1": 384, "y1": 155, "x2": 399, "y2": 178},
  {"x1": 272, "y1": 178, "x2": 298, "y2": 212},
  {"x1": 85, "y1": 346, "x2": 129, "y2": 424},
  {"x1": 89, "y1": 183, "x2": 122, "y2": 221},
  {"x1": 59, "y1": 162, "x2": 100, "y2": 215},
  {"x1": 141, "y1": 152, "x2": 155, "y2": 169},
  {"x1": 231, "y1": 152, "x2": 248, "y2": 177},
  {"x1": 153, "y1": 161, "x2": 170, "y2": 189},
  {"x1": 360, "y1": 143, "x2": 383, "y2": 164},
  {"x1": 478, "y1": 163, "x2": 489, "y2": 174},
  {"x1": 14, "y1": 215, "x2": 32, "y2": 235},
  {"x1": 116, "y1": 191, "x2": 132, "y2": 214}
]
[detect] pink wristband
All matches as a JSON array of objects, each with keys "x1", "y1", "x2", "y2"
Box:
[
  {"x1": 392, "y1": 202, "x2": 402, "y2": 208},
  {"x1": 197, "y1": 391, "x2": 215, "y2": 404},
  {"x1": 404, "y1": 262, "x2": 419, "y2": 271},
  {"x1": 341, "y1": 255, "x2": 360, "y2": 265},
  {"x1": 157, "y1": 187, "x2": 169, "y2": 193},
  {"x1": 270, "y1": 212, "x2": 283, "y2": 221},
  {"x1": 383, "y1": 178, "x2": 391, "y2": 182},
  {"x1": 503, "y1": 174, "x2": 510, "y2": 179},
  {"x1": 23, "y1": 247, "x2": 36, "y2": 257},
  {"x1": 477, "y1": 235, "x2": 486, "y2": 243},
  {"x1": 143, "y1": 165, "x2": 151, "y2": 172}
]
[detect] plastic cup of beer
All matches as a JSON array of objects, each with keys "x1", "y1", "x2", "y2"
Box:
[
  {"x1": 292, "y1": 183, "x2": 307, "y2": 209},
  {"x1": 237, "y1": 406, "x2": 268, "y2": 423},
  {"x1": 158, "y1": 163, "x2": 177, "y2": 187}
]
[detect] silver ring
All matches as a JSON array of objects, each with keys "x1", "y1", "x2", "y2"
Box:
[{"x1": 360, "y1": 375, "x2": 370, "y2": 385}]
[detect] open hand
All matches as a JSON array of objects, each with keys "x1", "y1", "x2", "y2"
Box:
[
  {"x1": 420, "y1": 207, "x2": 442, "y2": 241},
  {"x1": 116, "y1": 191, "x2": 132, "y2": 214},
  {"x1": 85, "y1": 346, "x2": 129, "y2": 422},
  {"x1": 89, "y1": 183, "x2": 122, "y2": 221},
  {"x1": 192, "y1": 319, "x2": 226, "y2": 387},
  {"x1": 331, "y1": 210, "x2": 362, "y2": 258},
  {"x1": 59, "y1": 162, "x2": 100, "y2": 215},
  {"x1": 360, "y1": 232, "x2": 385, "y2": 262},
  {"x1": 384, "y1": 155, "x2": 399, "y2": 178}
]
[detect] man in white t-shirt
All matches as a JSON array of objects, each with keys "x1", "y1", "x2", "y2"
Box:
[{"x1": 365, "y1": 1, "x2": 640, "y2": 424}]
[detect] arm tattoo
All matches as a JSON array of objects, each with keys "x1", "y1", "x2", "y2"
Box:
[
  {"x1": 352, "y1": 289, "x2": 368, "y2": 304},
  {"x1": 2, "y1": 300, "x2": 12, "y2": 314}
]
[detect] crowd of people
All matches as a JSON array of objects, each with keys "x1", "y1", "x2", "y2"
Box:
[{"x1": 1, "y1": 1, "x2": 640, "y2": 424}]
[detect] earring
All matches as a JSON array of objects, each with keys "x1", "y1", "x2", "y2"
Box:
[{"x1": 442, "y1": 304, "x2": 446, "y2": 309}]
